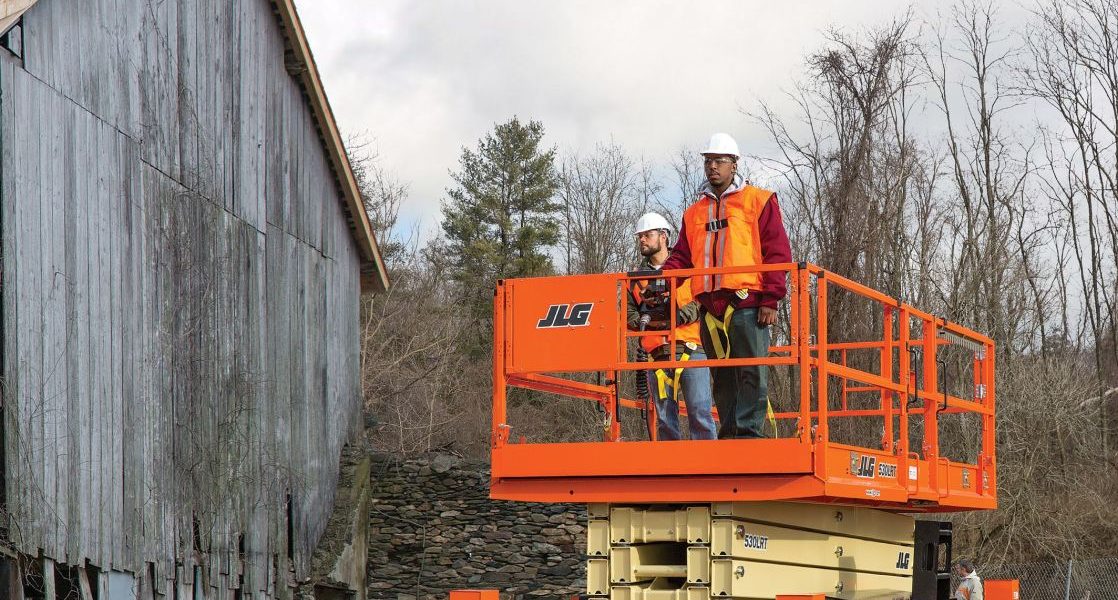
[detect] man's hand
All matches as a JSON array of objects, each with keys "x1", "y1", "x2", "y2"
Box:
[
  {"x1": 645, "y1": 319, "x2": 670, "y2": 331},
  {"x1": 757, "y1": 306, "x2": 778, "y2": 326}
]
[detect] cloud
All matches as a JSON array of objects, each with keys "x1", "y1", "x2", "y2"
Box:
[{"x1": 295, "y1": 0, "x2": 1033, "y2": 235}]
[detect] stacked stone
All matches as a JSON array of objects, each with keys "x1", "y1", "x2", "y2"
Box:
[{"x1": 367, "y1": 453, "x2": 586, "y2": 599}]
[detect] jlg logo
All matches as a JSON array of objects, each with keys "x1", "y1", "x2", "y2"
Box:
[
  {"x1": 896, "y1": 551, "x2": 911, "y2": 570},
  {"x1": 537, "y1": 303, "x2": 593, "y2": 328},
  {"x1": 855, "y1": 455, "x2": 877, "y2": 478}
]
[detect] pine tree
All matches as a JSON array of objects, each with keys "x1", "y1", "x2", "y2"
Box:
[{"x1": 441, "y1": 117, "x2": 559, "y2": 347}]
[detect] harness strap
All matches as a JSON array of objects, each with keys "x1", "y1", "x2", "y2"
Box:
[
  {"x1": 703, "y1": 306, "x2": 736, "y2": 359},
  {"x1": 702, "y1": 306, "x2": 778, "y2": 437},
  {"x1": 653, "y1": 351, "x2": 691, "y2": 402}
]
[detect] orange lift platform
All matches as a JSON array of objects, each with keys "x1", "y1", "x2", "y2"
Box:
[{"x1": 488, "y1": 262, "x2": 997, "y2": 513}]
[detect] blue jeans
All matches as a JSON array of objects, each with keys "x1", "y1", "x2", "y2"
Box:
[{"x1": 647, "y1": 347, "x2": 716, "y2": 441}]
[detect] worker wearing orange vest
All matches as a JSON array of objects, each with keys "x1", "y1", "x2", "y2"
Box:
[
  {"x1": 661, "y1": 133, "x2": 792, "y2": 439},
  {"x1": 627, "y1": 213, "x2": 716, "y2": 441}
]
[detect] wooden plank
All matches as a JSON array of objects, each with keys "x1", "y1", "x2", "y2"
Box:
[
  {"x1": 220, "y1": 0, "x2": 236, "y2": 207},
  {"x1": 290, "y1": 104, "x2": 305, "y2": 244},
  {"x1": 68, "y1": 97, "x2": 80, "y2": 563},
  {"x1": 298, "y1": 246, "x2": 315, "y2": 572},
  {"x1": 264, "y1": 53, "x2": 288, "y2": 231},
  {"x1": 75, "y1": 0, "x2": 93, "y2": 117},
  {"x1": 289, "y1": 237, "x2": 307, "y2": 576},
  {"x1": 122, "y1": 0, "x2": 143, "y2": 138},
  {"x1": 17, "y1": 60, "x2": 45, "y2": 556},
  {"x1": 108, "y1": 121, "x2": 127, "y2": 570},
  {"x1": 139, "y1": 0, "x2": 180, "y2": 180},
  {"x1": 93, "y1": 109, "x2": 112, "y2": 569},
  {"x1": 265, "y1": 224, "x2": 291, "y2": 568},
  {"x1": 90, "y1": 112, "x2": 105, "y2": 568},
  {"x1": 193, "y1": 0, "x2": 214, "y2": 203},
  {"x1": 32, "y1": 66, "x2": 52, "y2": 559},
  {"x1": 3, "y1": 555, "x2": 26, "y2": 600},
  {"x1": 2, "y1": 58, "x2": 24, "y2": 554},
  {"x1": 120, "y1": 129, "x2": 142, "y2": 573},
  {"x1": 246, "y1": 225, "x2": 269, "y2": 595},
  {"x1": 57, "y1": 71, "x2": 81, "y2": 565},
  {"x1": 233, "y1": 0, "x2": 265, "y2": 232},
  {"x1": 304, "y1": 121, "x2": 324, "y2": 252},
  {"x1": 140, "y1": 163, "x2": 164, "y2": 583},
  {"x1": 40, "y1": 71, "x2": 68, "y2": 563},
  {"x1": 72, "y1": 93, "x2": 94, "y2": 566},
  {"x1": 78, "y1": 567, "x2": 95, "y2": 600},
  {"x1": 154, "y1": 172, "x2": 175, "y2": 597},
  {"x1": 42, "y1": 557, "x2": 56, "y2": 600},
  {"x1": 0, "y1": 56, "x2": 22, "y2": 559},
  {"x1": 176, "y1": 0, "x2": 199, "y2": 192}
]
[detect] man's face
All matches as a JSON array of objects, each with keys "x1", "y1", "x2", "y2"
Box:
[
  {"x1": 704, "y1": 154, "x2": 737, "y2": 187},
  {"x1": 637, "y1": 230, "x2": 666, "y2": 257}
]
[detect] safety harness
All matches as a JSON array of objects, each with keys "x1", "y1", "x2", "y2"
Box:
[
  {"x1": 702, "y1": 304, "x2": 779, "y2": 437},
  {"x1": 649, "y1": 344, "x2": 695, "y2": 403}
]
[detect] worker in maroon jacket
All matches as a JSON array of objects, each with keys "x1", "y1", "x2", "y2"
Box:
[{"x1": 661, "y1": 133, "x2": 792, "y2": 439}]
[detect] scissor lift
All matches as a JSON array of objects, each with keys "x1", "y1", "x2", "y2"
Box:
[{"x1": 485, "y1": 263, "x2": 997, "y2": 598}]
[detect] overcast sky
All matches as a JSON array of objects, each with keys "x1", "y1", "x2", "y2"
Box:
[{"x1": 293, "y1": 1, "x2": 1033, "y2": 237}]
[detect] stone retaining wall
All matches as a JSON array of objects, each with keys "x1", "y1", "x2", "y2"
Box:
[{"x1": 367, "y1": 453, "x2": 585, "y2": 599}]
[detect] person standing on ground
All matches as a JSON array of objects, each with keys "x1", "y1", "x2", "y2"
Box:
[
  {"x1": 660, "y1": 133, "x2": 792, "y2": 439},
  {"x1": 627, "y1": 212, "x2": 716, "y2": 441},
  {"x1": 952, "y1": 560, "x2": 983, "y2": 600}
]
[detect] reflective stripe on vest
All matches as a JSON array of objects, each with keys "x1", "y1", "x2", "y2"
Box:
[
  {"x1": 630, "y1": 278, "x2": 703, "y2": 351},
  {"x1": 683, "y1": 185, "x2": 774, "y2": 295}
]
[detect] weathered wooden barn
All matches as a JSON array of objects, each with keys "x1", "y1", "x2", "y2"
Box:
[{"x1": 0, "y1": 0, "x2": 388, "y2": 598}]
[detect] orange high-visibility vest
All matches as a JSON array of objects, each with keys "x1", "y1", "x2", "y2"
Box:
[
  {"x1": 682, "y1": 184, "x2": 775, "y2": 297},
  {"x1": 630, "y1": 278, "x2": 703, "y2": 353}
]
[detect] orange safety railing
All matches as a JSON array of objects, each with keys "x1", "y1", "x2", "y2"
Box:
[{"x1": 490, "y1": 262, "x2": 996, "y2": 510}]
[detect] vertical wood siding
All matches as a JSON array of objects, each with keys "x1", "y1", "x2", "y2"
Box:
[{"x1": 0, "y1": 0, "x2": 364, "y2": 596}]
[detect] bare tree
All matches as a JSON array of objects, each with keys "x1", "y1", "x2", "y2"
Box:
[
  {"x1": 752, "y1": 16, "x2": 926, "y2": 301},
  {"x1": 925, "y1": 1, "x2": 1041, "y2": 358},
  {"x1": 1022, "y1": 0, "x2": 1118, "y2": 447},
  {"x1": 651, "y1": 147, "x2": 704, "y2": 229},
  {"x1": 558, "y1": 142, "x2": 658, "y2": 274},
  {"x1": 348, "y1": 146, "x2": 491, "y2": 457},
  {"x1": 748, "y1": 16, "x2": 932, "y2": 450},
  {"x1": 348, "y1": 136, "x2": 411, "y2": 266}
]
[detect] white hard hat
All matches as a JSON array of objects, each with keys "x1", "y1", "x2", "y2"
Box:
[
  {"x1": 701, "y1": 132, "x2": 740, "y2": 158},
  {"x1": 634, "y1": 212, "x2": 672, "y2": 236}
]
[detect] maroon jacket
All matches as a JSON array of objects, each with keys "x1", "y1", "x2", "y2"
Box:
[{"x1": 662, "y1": 190, "x2": 792, "y2": 316}]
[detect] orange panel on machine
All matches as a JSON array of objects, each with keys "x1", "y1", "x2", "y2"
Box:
[
  {"x1": 984, "y1": 580, "x2": 1019, "y2": 600},
  {"x1": 449, "y1": 591, "x2": 499, "y2": 600},
  {"x1": 503, "y1": 274, "x2": 620, "y2": 374}
]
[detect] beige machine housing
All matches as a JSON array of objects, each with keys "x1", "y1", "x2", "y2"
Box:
[{"x1": 586, "y1": 501, "x2": 916, "y2": 599}]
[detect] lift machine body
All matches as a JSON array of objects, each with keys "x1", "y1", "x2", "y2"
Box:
[{"x1": 481, "y1": 263, "x2": 1001, "y2": 599}]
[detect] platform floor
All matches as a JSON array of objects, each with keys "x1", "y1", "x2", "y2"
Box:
[{"x1": 489, "y1": 438, "x2": 995, "y2": 512}]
